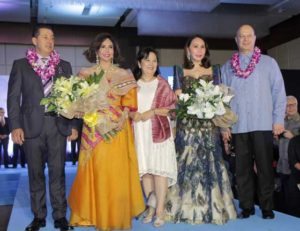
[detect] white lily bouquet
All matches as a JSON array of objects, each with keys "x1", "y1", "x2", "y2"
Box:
[
  {"x1": 40, "y1": 71, "x2": 119, "y2": 140},
  {"x1": 41, "y1": 73, "x2": 103, "y2": 116},
  {"x1": 176, "y1": 79, "x2": 235, "y2": 122}
]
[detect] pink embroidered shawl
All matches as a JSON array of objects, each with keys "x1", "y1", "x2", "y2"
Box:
[{"x1": 151, "y1": 76, "x2": 176, "y2": 143}]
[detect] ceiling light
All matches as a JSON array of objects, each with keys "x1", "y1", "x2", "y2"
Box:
[{"x1": 82, "y1": 3, "x2": 92, "y2": 15}]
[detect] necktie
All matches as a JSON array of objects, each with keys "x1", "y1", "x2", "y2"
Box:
[
  {"x1": 43, "y1": 77, "x2": 53, "y2": 97},
  {"x1": 40, "y1": 57, "x2": 53, "y2": 97}
]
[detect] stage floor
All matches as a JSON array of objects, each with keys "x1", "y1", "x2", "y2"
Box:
[{"x1": 2, "y1": 164, "x2": 299, "y2": 231}]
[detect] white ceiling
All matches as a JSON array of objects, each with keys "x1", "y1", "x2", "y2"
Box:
[{"x1": 0, "y1": 0, "x2": 299, "y2": 38}]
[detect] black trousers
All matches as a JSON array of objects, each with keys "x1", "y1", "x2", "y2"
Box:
[
  {"x1": 286, "y1": 174, "x2": 300, "y2": 217},
  {"x1": 0, "y1": 137, "x2": 9, "y2": 166},
  {"x1": 70, "y1": 138, "x2": 81, "y2": 165},
  {"x1": 233, "y1": 131, "x2": 274, "y2": 211},
  {"x1": 23, "y1": 116, "x2": 67, "y2": 220},
  {"x1": 12, "y1": 143, "x2": 26, "y2": 167}
]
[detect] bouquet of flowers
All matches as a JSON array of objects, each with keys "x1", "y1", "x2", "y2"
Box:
[
  {"x1": 176, "y1": 79, "x2": 234, "y2": 121},
  {"x1": 40, "y1": 71, "x2": 119, "y2": 140}
]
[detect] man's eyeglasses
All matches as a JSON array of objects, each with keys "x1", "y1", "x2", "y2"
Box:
[{"x1": 287, "y1": 103, "x2": 297, "y2": 108}]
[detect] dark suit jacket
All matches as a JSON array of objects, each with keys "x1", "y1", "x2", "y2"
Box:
[
  {"x1": 7, "y1": 57, "x2": 76, "y2": 139},
  {"x1": 288, "y1": 135, "x2": 300, "y2": 183},
  {"x1": 0, "y1": 117, "x2": 9, "y2": 138}
]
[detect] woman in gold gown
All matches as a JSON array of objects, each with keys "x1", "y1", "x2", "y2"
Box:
[{"x1": 68, "y1": 33, "x2": 145, "y2": 230}]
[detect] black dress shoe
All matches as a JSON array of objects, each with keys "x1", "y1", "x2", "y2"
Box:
[
  {"x1": 54, "y1": 217, "x2": 73, "y2": 230},
  {"x1": 25, "y1": 218, "x2": 46, "y2": 231},
  {"x1": 238, "y1": 208, "x2": 255, "y2": 219},
  {"x1": 262, "y1": 210, "x2": 275, "y2": 219}
]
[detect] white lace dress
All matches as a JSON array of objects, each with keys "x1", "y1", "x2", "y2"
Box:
[{"x1": 134, "y1": 78, "x2": 177, "y2": 186}]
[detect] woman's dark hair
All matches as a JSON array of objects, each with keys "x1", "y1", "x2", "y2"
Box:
[
  {"x1": 133, "y1": 47, "x2": 160, "y2": 80},
  {"x1": 183, "y1": 34, "x2": 211, "y2": 69},
  {"x1": 83, "y1": 32, "x2": 121, "y2": 63},
  {"x1": 32, "y1": 24, "x2": 54, "y2": 38}
]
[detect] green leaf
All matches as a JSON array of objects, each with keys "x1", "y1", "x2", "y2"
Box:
[
  {"x1": 86, "y1": 70, "x2": 105, "y2": 85},
  {"x1": 47, "y1": 104, "x2": 56, "y2": 112},
  {"x1": 40, "y1": 98, "x2": 49, "y2": 105}
]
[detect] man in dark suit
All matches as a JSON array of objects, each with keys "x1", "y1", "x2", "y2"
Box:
[
  {"x1": 0, "y1": 107, "x2": 10, "y2": 168},
  {"x1": 288, "y1": 135, "x2": 300, "y2": 217},
  {"x1": 7, "y1": 25, "x2": 78, "y2": 231}
]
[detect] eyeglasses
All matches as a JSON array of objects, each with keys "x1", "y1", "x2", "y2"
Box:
[
  {"x1": 287, "y1": 103, "x2": 297, "y2": 108},
  {"x1": 238, "y1": 35, "x2": 254, "y2": 40}
]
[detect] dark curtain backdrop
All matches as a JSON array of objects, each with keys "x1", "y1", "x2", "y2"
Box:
[{"x1": 282, "y1": 70, "x2": 300, "y2": 112}]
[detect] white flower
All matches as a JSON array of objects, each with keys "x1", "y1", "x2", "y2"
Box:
[
  {"x1": 222, "y1": 95, "x2": 234, "y2": 104},
  {"x1": 211, "y1": 85, "x2": 221, "y2": 96},
  {"x1": 215, "y1": 101, "x2": 226, "y2": 115},
  {"x1": 187, "y1": 104, "x2": 199, "y2": 116},
  {"x1": 195, "y1": 88, "x2": 205, "y2": 99},
  {"x1": 203, "y1": 110, "x2": 214, "y2": 119},
  {"x1": 179, "y1": 93, "x2": 190, "y2": 102},
  {"x1": 177, "y1": 80, "x2": 234, "y2": 120}
]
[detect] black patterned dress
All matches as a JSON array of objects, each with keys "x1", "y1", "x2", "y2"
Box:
[{"x1": 165, "y1": 66, "x2": 237, "y2": 225}]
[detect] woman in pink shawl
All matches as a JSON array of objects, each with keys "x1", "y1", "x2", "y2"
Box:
[{"x1": 131, "y1": 47, "x2": 177, "y2": 227}]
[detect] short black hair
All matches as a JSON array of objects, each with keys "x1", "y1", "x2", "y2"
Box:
[
  {"x1": 132, "y1": 47, "x2": 160, "y2": 80},
  {"x1": 32, "y1": 24, "x2": 54, "y2": 38}
]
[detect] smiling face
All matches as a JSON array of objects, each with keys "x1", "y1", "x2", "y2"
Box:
[
  {"x1": 235, "y1": 25, "x2": 256, "y2": 54},
  {"x1": 139, "y1": 51, "x2": 158, "y2": 77},
  {"x1": 97, "y1": 38, "x2": 114, "y2": 63},
  {"x1": 187, "y1": 37, "x2": 206, "y2": 64},
  {"x1": 32, "y1": 28, "x2": 55, "y2": 57}
]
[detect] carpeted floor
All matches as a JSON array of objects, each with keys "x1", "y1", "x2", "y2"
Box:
[{"x1": 2, "y1": 164, "x2": 300, "y2": 231}]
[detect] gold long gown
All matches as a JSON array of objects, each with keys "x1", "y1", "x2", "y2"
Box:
[{"x1": 68, "y1": 68, "x2": 145, "y2": 230}]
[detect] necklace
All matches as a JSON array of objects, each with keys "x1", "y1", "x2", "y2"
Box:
[
  {"x1": 26, "y1": 48, "x2": 60, "y2": 81},
  {"x1": 96, "y1": 64, "x2": 116, "y2": 82},
  {"x1": 96, "y1": 64, "x2": 115, "y2": 74},
  {"x1": 230, "y1": 46, "x2": 261, "y2": 79}
]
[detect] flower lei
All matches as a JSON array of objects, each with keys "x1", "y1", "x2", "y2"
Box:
[
  {"x1": 230, "y1": 46, "x2": 261, "y2": 79},
  {"x1": 26, "y1": 48, "x2": 60, "y2": 81}
]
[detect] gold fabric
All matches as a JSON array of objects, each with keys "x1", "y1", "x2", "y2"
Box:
[{"x1": 68, "y1": 68, "x2": 145, "y2": 230}]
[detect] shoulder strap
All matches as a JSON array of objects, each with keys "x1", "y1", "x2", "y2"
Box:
[
  {"x1": 173, "y1": 65, "x2": 183, "y2": 90},
  {"x1": 212, "y1": 64, "x2": 222, "y2": 85}
]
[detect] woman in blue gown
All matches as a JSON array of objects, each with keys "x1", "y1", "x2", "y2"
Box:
[{"x1": 165, "y1": 35, "x2": 237, "y2": 225}]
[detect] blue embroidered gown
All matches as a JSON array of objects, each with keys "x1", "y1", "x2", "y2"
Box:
[{"x1": 165, "y1": 66, "x2": 237, "y2": 225}]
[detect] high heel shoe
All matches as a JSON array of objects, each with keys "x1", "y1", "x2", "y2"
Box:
[
  {"x1": 153, "y1": 213, "x2": 165, "y2": 228},
  {"x1": 143, "y1": 206, "x2": 155, "y2": 224}
]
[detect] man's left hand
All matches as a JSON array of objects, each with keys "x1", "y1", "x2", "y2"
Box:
[{"x1": 273, "y1": 124, "x2": 284, "y2": 136}]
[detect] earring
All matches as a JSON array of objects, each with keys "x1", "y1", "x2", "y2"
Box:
[
  {"x1": 187, "y1": 53, "x2": 191, "y2": 62},
  {"x1": 96, "y1": 54, "x2": 99, "y2": 65}
]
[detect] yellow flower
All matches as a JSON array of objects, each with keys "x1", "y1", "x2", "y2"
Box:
[
  {"x1": 83, "y1": 112, "x2": 99, "y2": 128},
  {"x1": 77, "y1": 82, "x2": 98, "y2": 97}
]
